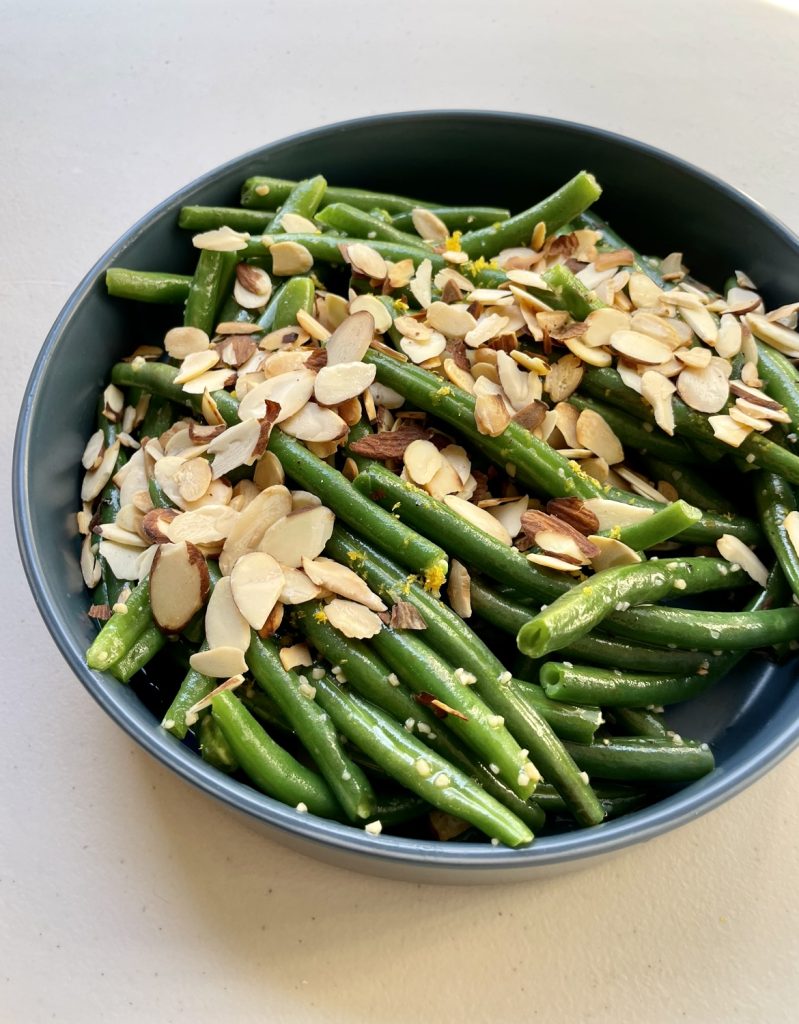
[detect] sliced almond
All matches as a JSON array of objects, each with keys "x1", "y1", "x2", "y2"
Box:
[
  {"x1": 676, "y1": 360, "x2": 730, "y2": 414},
  {"x1": 675, "y1": 346, "x2": 712, "y2": 369},
  {"x1": 229, "y1": 551, "x2": 284, "y2": 629},
  {"x1": 174, "y1": 350, "x2": 219, "y2": 385},
  {"x1": 81, "y1": 429, "x2": 105, "y2": 470},
  {"x1": 425, "y1": 460, "x2": 463, "y2": 499},
  {"x1": 97, "y1": 539, "x2": 151, "y2": 581},
  {"x1": 193, "y1": 226, "x2": 249, "y2": 252},
  {"x1": 489, "y1": 496, "x2": 528, "y2": 538},
  {"x1": 610, "y1": 330, "x2": 672, "y2": 365},
  {"x1": 496, "y1": 350, "x2": 534, "y2": 411},
  {"x1": 314, "y1": 361, "x2": 376, "y2": 406},
  {"x1": 783, "y1": 511, "x2": 799, "y2": 559},
  {"x1": 280, "y1": 402, "x2": 347, "y2": 442},
  {"x1": 279, "y1": 567, "x2": 323, "y2": 605},
  {"x1": 394, "y1": 316, "x2": 432, "y2": 343},
  {"x1": 582, "y1": 498, "x2": 654, "y2": 531},
  {"x1": 403, "y1": 439, "x2": 444, "y2": 486},
  {"x1": 325, "y1": 310, "x2": 375, "y2": 366},
  {"x1": 745, "y1": 313, "x2": 799, "y2": 357},
  {"x1": 389, "y1": 601, "x2": 427, "y2": 630},
  {"x1": 526, "y1": 551, "x2": 584, "y2": 574},
  {"x1": 729, "y1": 407, "x2": 772, "y2": 432},
  {"x1": 547, "y1": 497, "x2": 599, "y2": 535},
  {"x1": 400, "y1": 330, "x2": 447, "y2": 364},
  {"x1": 302, "y1": 556, "x2": 386, "y2": 611},
  {"x1": 588, "y1": 535, "x2": 642, "y2": 571},
  {"x1": 140, "y1": 507, "x2": 178, "y2": 544},
  {"x1": 149, "y1": 540, "x2": 210, "y2": 633},
  {"x1": 717, "y1": 534, "x2": 769, "y2": 587},
  {"x1": 164, "y1": 505, "x2": 238, "y2": 546},
  {"x1": 575, "y1": 408, "x2": 624, "y2": 464},
  {"x1": 474, "y1": 393, "x2": 511, "y2": 437},
  {"x1": 708, "y1": 414, "x2": 752, "y2": 448},
  {"x1": 427, "y1": 301, "x2": 477, "y2": 339},
  {"x1": 230, "y1": 478, "x2": 261, "y2": 511},
  {"x1": 292, "y1": 490, "x2": 322, "y2": 511},
  {"x1": 678, "y1": 304, "x2": 718, "y2": 345},
  {"x1": 279, "y1": 643, "x2": 313, "y2": 672},
  {"x1": 447, "y1": 561, "x2": 472, "y2": 618},
  {"x1": 101, "y1": 383, "x2": 124, "y2": 423},
  {"x1": 205, "y1": 576, "x2": 251, "y2": 652},
  {"x1": 219, "y1": 484, "x2": 292, "y2": 576},
  {"x1": 409, "y1": 258, "x2": 433, "y2": 309},
  {"x1": 81, "y1": 440, "x2": 121, "y2": 503},
  {"x1": 443, "y1": 495, "x2": 512, "y2": 545},
  {"x1": 254, "y1": 451, "x2": 285, "y2": 490},
  {"x1": 94, "y1": 522, "x2": 148, "y2": 548},
  {"x1": 80, "y1": 534, "x2": 101, "y2": 588},
  {"x1": 189, "y1": 646, "x2": 248, "y2": 677},
  {"x1": 387, "y1": 258, "x2": 416, "y2": 289},
  {"x1": 206, "y1": 419, "x2": 261, "y2": 479},
  {"x1": 258, "y1": 505, "x2": 335, "y2": 568},
  {"x1": 369, "y1": 382, "x2": 405, "y2": 410},
  {"x1": 279, "y1": 213, "x2": 318, "y2": 234},
  {"x1": 464, "y1": 314, "x2": 510, "y2": 348},
  {"x1": 172, "y1": 457, "x2": 212, "y2": 504},
  {"x1": 439, "y1": 444, "x2": 471, "y2": 486},
  {"x1": 641, "y1": 370, "x2": 677, "y2": 435},
  {"x1": 411, "y1": 207, "x2": 448, "y2": 243},
  {"x1": 270, "y1": 240, "x2": 313, "y2": 276},
  {"x1": 715, "y1": 314, "x2": 743, "y2": 359},
  {"x1": 349, "y1": 293, "x2": 392, "y2": 334},
  {"x1": 181, "y1": 369, "x2": 234, "y2": 396},
  {"x1": 324, "y1": 598, "x2": 383, "y2": 639},
  {"x1": 345, "y1": 242, "x2": 387, "y2": 280},
  {"x1": 164, "y1": 326, "x2": 210, "y2": 359},
  {"x1": 544, "y1": 354, "x2": 583, "y2": 402},
  {"x1": 628, "y1": 273, "x2": 663, "y2": 309}
]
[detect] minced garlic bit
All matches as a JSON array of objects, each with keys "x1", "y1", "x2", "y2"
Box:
[
  {"x1": 415, "y1": 757, "x2": 432, "y2": 777},
  {"x1": 454, "y1": 666, "x2": 477, "y2": 686},
  {"x1": 487, "y1": 714, "x2": 505, "y2": 729},
  {"x1": 387, "y1": 672, "x2": 400, "y2": 687},
  {"x1": 434, "y1": 773, "x2": 451, "y2": 789},
  {"x1": 364, "y1": 820, "x2": 383, "y2": 835},
  {"x1": 579, "y1": 771, "x2": 590, "y2": 785},
  {"x1": 311, "y1": 666, "x2": 325, "y2": 680},
  {"x1": 295, "y1": 802, "x2": 308, "y2": 814}
]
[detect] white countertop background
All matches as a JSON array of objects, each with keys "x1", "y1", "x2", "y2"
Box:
[{"x1": 3, "y1": 1, "x2": 798, "y2": 1020}]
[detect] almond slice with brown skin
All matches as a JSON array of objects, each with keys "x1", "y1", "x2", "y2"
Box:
[
  {"x1": 234, "y1": 264, "x2": 272, "y2": 309},
  {"x1": 575, "y1": 408, "x2": 624, "y2": 464},
  {"x1": 280, "y1": 403, "x2": 348, "y2": 443},
  {"x1": 219, "y1": 484, "x2": 292, "y2": 576},
  {"x1": 717, "y1": 534, "x2": 769, "y2": 587},
  {"x1": 150, "y1": 540, "x2": 210, "y2": 634},
  {"x1": 324, "y1": 598, "x2": 383, "y2": 639},
  {"x1": 474, "y1": 393, "x2": 510, "y2": 437},
  {"x1": 229, "y1": 551, "x2": 285, "y2": 629},
  {"x1": 205, "y1": 576, "x2": 251, "y2": 652},
  {"x1": 139, "y1": 507, "x2": 178, "y2": 544},
  {"x1": 314, "y1": 361, "x2": 376, "y2": 406},
  {"x1": 443, "y1": 495, "x2": 512, "y2": 545},
  {"x1": 325, "y1": 310, "x2": 375, "y2": 366},
  {"x1": 344, "y1": 243, "x2": 387, "y2": 280},
  {"x1": 403, "y1": 439, "x2": 444, "y2": 486},
  {"x1": 189, "y1": 647, "x2": 248, "y2": 678},
  {"x1": 641, "y1": 370, "x2": 677, "y2": 435},
  {"x1": 610, "y1": 330, "x2": 672, "y2": 365},
  {"x1": 82, "y1": 429, "x2": 105, "y2": 470},
  {"x1": 547, "y1": 497, "x2": 599, "y2": 535},
  {"x1": 239, "y1": 369, "x2": 316, "y2": 423},
  {"x1": 258, "y1": 505, "x2": 335, "y2": 568},
  {"x1": 279, "y1": 567, "x2": 324, "y2": 605},
  {"x1": 588, "y1": 535, "x2": 642, "y2": 571},
  {"x1": 81, "y1": 440, "x2": 121, "y2": 503},
  {"x1": 302, "y1": 556, "x2": 386, "y2": 612}
]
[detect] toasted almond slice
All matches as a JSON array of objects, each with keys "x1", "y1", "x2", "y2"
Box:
[
  {"x1": 440, "y1": 444, "x2": 471, "y2": 485},
  {"x1": 443, "y1": 495, "x2": 512, "y2": 545},
  {"x1": 735, "y1": 397, "x2": 790, "y2": 423},
  {"x1": 229, "y1": 551, "x2": 284, "y2": 629},
  {"x1": 474, "y1": 392, "x2": 511, "y2": 437},
  {"x1": 95, "y1": 522, "x2": 148, "y2": 548},
  {"x1": 717, "y1": 534, "x2": 769, "y2": 586},
  {"x1": 745, "y1": 313, "x2": 799, "y2": 357},
  {"x1": 409, "y1": 258, "x2": 433, "y2": 309},
  {"x1": 294, "y1": 309, "x2": 330, "y2": 344},
  {"x1": 233, "y1": 281, "x2": 270, "y2": 311},
  {"x1": 181, "y1": 369, "x2": 234, "y2": 395},
  {"x1": 614, "y1": 467, "x2": 668, "y2": 503},
  {"x1": 784, "y1": 511, "x2": 799, "y2": 559},
  {"x1": 254, "y1": 451, "x2": 285, "y2": 490},
  {"x1": 533, "y1": 527, "x2": 591, "y2": 565},
  {"x1": 575, "y1": 408, "x2": 624, "y2": 464},
  {"x1": 324, "y1": 598, "x2": 383, "y2": 639},
  {"x1": 369, "y1": 382, "x2": 405, "y2": 410},
  {"x1": 425, "y1": 460, "x2": 463, "y2": 499},
  {"x1": 725, "y1": 286, "x2": 764, "y2": 315},
  {"x1": 676, "y1": 360, "x2": 730, "y2": 414},
  {"x1": 582, "y1": 498, "x2": 654, "y2": 531},
  {"x1": 193, "y1": 226, "x2": 249, "y2": 252},
  {"x1": 628, "y1": 273, "x2": 663, "y2": 309},
  {"x1": 302, "y1": 556, "x2": 386, "y2": 611},
  {"x1": 206, "y1": 419, "x2": 261, "y2": 479},
  {"x1": 544, "y1": 354, "x2": 583, "y2": 402},
  {"x1": 489, "y1": 496, "x2": 528, "y2": 538},
  {"x1": 400, "y1": 331, "x2": 447, "y2": 364},
  {"x1": 610, "y1": 330, "x2": 672, "y2": 365},
  {"x1": 149, "y1": 540, "x2": 210, "y2": 633},
  {"x1": 280, "y1": 403, "x2": 348, "y2": 443},
  {"x1": 80, "y1": 534, "x2": 101, "y2": 588},
  {"x1": 678, "y1": 305, "x2": 718, "y2": 345},
  {"x1": 588, "y1": 535, "x2": 642, "y2": 571},
  {"x1": 314, "y1": 362, "x2": 376, "y2": 406},
  {"x1": 547, "y1": 497, "x2": 600, "y2": 535},
  {"x1": 278, "y1": 643, "x2": 313, "y2": 672},
  {"x1": 190, "y1": 646, "x2": 248, "y2": 677},
  {"x1": 582, "y1": 308, "x2": 631, "y2": 348},
  {"x1": 140, "y1": 507, "x2": 177, "y2": 545},
  {"x1": 172, "y1": 457, "x2": 212, "y2": 504},
  {"x1": 411, "y1": 207, "x2": 449, "y2": 244},
  {"x1": 325, "y1": 310, "x2": 375, "y2": 366},
  {"x1": 81, "y1": 429, "x2": 105, "y2": 471},
  {"x1": 442, "y1": 357, "x2": 475, "y2": 393},
  {"x1": 496, "y1": 350, "x2": 534, "y2": 411},
  {"x1": 729, "y1": 407, "x2": 772, "y2": 432},
  {"x1": 291, "y1": 490, "x2": 322, "y2": 511},
  {"x1": 526, "y1": 551, "x2": 583, "y2": 574},
  {"x1": 279, "y1": 213, "x2": 318, "y2": 234},
  {"x1": 715, "y1": 313, "x2": 743, "y2": 359},
  {"x1": 427, "y1": 301, "x2": 477, "y2": 338},
  {"x1": 270, "y1": 240, "x2": 313, "y2": 276},
  {"x1": 640, "y1": 370, "x2": 677, "y2": 435},
  {"x1": 259, "y1": 505, "x2": 335, "y2": 568},
  {"x1": 564, "y1": 336, "x2": 613, "y2": 367},
  {"x1": 708, "y1": 414, "x2": 752, "y2": 448},
  {"x1": 394, "y1": 316, "x2": 432, "y2": 342},
  {"x1": 279, "y1": 567, "x2": 324, "y2": 605},
  {"x1": 165, "y1": 505, "x2": 238, "y2": 546},
  {"x1": 464, "y1": 314, "x2": 510, "y2": 348},
  {"x1": 403, "y1": 439, "x2": 443, "y2": 486},
  {"x1": 81, "y1": 440, "x2": 121, "y2": 502},
  {"x1": 344, "y1": 242, "x2": 387, "y2": 280},
  {"x1": 386, "y1": 258, "x2": 415, "y2": 289},
  {"x1": 675, "y1": 346, "x2": 713, "y2": 369},
  {"x1": 581, "y1": 457, "x2": 609, "y2": 484},
  {"x1": 220, "y1": 484, "x2": 292, "y2": 575},
  {"x1": 184, "y1": 477, "x2": 233, "y2": 511},
  {"x1": 163, "y1": 326, "x2": 210, "y2": 359},
  {"x1": 348, "y1": 293, "x2": 392, "y2": 334},
  {"x1": 447, "y1": 560, "x2": 472, "y2": 618},
  {"x1": 201, "y1": 389, "x2": 225, "y2": 426},
  {"x1": 629, "y1": 311, "x2": 685, "y2": 349},
  {"x1": 239, "y1": 369, "x2": 314, "y2": 423},
  {"x1": 216, "y1": 321, "x2": 263, "y2": 336},
  {"x1": 205, "y1": 576, "x2": 251, "y2": 652}
]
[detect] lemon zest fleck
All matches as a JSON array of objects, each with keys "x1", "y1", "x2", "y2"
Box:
[{"x1": 444, "y1": 230, "x2": 462, "y2": 252}]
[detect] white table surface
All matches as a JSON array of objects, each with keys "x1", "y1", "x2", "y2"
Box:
[{"x1": 3, "y1": 1, "x2": 799, "y2": 1020}]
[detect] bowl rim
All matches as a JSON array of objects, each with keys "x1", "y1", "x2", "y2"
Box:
[{"x1": 13, "y1": 108, "x2": 799, "y2": 871}]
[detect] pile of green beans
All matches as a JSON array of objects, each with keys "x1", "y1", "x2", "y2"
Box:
[{"x1": 83, "y1": 168, "x2": 799, "y2": 851}]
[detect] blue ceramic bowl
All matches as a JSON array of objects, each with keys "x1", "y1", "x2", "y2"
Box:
[{"x1": 14, "y1": 112, "x2": 799, "y2": 883}]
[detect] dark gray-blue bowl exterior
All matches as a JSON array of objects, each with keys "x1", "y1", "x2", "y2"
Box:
[{"x1": 14, "y1": 111, "x2": 799, "y2": 883}]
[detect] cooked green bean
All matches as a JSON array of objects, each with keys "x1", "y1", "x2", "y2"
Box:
[
  {"x1": 179, "y1": 206, "x2": 275, "y2": 233},
  {"x1": 609, "y1": 499, "x2": 702, "y2": 550},
  {"x1": 533, "y1": 781, "x2": 652, "y2": 819},
  {"x1": 564, "y1": 737, "x2": 715, "y2": 783},
  {"x1": 105, "y1": 268, "x2": 192, "y2": 304},
  {"x1": 270, "y1": 174, "x2": 327, "y2": 232},
  {"x1": 109, "y1": 624, "x2": 166, "y2": 683},
  {"x1": 610, "y1": 708, "x2": 668, "y2": 739},
  {"x1": 315, "y1": 204, "x2": 430, "y2": 247},
  {"x1": 639, "y1": 455, "x2": 736, "y2": 514},
  {"x1": 568, "y1": 394, "x2": 700, "y2": 466},
  {"x1": 198, "y1": 713, "x2": 239, "y2": 773},
  {"x1": 241, "y1": 177, "x2": 435, "y2": 214},
  {"x1": 756, "y1": 472, "x2": 799, "y2": 600},
  {"x1": 86, "y1": 578, "x2": 153, "y2": 670},
  {"x1": 184, "y1": 249, "x2": 237, "y2": 335},
  {"x1": 392, "y1": 206, "x2": 510, "y2": 233}
]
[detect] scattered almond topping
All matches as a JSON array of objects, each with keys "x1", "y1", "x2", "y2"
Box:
[
  {"x1": 219, "y1": 484, "x2": 292, "y2": 576},
  {"x1": 259, "y1": 505, "x2": 335, "y2": 568},
  {"x1": 474, "y1": 392, "x2": 511, "y2": 437},
  {"x1": 403, "y1": 439, "x2": 444, "y2": 486},
  {"x1": 88, "y1": 603, "x2": 113, "y2": 621},
  {"x1": 594, "y1": 248, "x2": 634, "y2": 271},
  {"x1": 708, "y1": 414, "x2": 752, "y2": 448},
  {"x1": 279, "y1": 643, "x2": 313, "y2": 671},
  {"x1": 411, "y1": 207, "x2": 449, "y2": 244},
  {"x1": 414, "y1": 692, "x2": 468, "y2": 721},
  {"x1": 427, "y1": 301, "x2": 477, "y2": 339},
  {"x1": 205, "y1": 576, "x2": 251, "y2": 653},
  {"x1": 349, "y1": 424, "x2": 430, "y2": 461},
  {"x1": 610, "y1": 329, "x2": 672, "y2": 365},
  {"x1": 446, "y1": 560, "x2": 472, "y2": 619},
  {"x1": 588, "y1": 535, "x2": 642, "y2": 570},
  {"x1": 81, "y1": 429, "x2": 105, "y2": 471},
  {"x1": 676, "y1": 360, "x2": 730, "y2": 414},
  {"x1": 279, "y1": 213, "x2": 319, "y2": 234},
  {"x1": 641, "y1": 370, "x2": 677, "y2": 435},
  {"x1": 270, "y1": 240, "x2": 314, "y2": 276},
  {"x1": 389, "y1": 600, "x2": 427, "y2": 630},
  {"x1": 717, "y1": 534, "x2": 769, "y2": 587},
  {"x1": 349, "y1": 293, "x2": 392, "y2": 334},
  {"x1": 660, "y1": 252, "x2": 686, "y2": 282},
  {"x1": 575, "y1": 408, "x2": 624, "y2": 464},
  {"x1": 512, "y1": 400, "x2": 547, "y2": 432},
  {"x1": 233, "y1": 264, "x2": 272, "y2": 309},
  {"x1": 443, "y1": 495, "x2": 512, "y2": 545},
  {"x1": 81, "y1": 440, "x2": 121, "y2": 503},
  {"x1": 526, "y1": 551, "x2": 584, "y2": 573},
  {"x1": 302, "y1": 556, "x2": 385, "y2": 611},
  {"x1": 313, "y1": 361, "x2": 376, "y2": 407},
  {"x1": 229, "y1": 551, "x2": 285, "y2": 629},
  {"x1": 180, "y1": 369, "x2": 234, "y2": 395},
  {"x1": 409, "y1": 258, "x2": 433, "y2": 308},
  {"x1": 325, "y1": 310, "x2": 375, "y2": 366},
  {"x1": 189, "y1": 646, "x2": 248, "y2": 677},
  {"x1": 547, "y1": 497, "x2": 600, "y2": 535},
  {"x1": 627, "y1": 273, "x2": 663, "y2": 309},
  {"x1": 193, "y1": 226, "x2": 250, "y2": 252},
  {"x1": 149, "y1": 540, "x2": 210, "y2": 634},
  {"x1": 344, "y1": 242, "x2": 387, "y2": 281},
  {"x1": 278, "y1": 567, "x2": 323, "y2": 605},
  {"x1": 324, "y1": 598, "x2": 383, "y2": 639},
  {"x1": 745, "y1": 312, "x2": 799, "y2": 357},
  {"x1": 544, "y1": 354, "x2": 584, "y2": 402},
  {"x1": 281, "y1": 402, "x2": 348, "y2": 443}
]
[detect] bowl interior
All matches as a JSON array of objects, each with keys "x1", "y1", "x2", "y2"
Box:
[{"x1": 15, "y1": 111, "x2": 799, "y2": 878}]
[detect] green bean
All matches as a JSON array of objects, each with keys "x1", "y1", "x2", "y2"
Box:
[
  {"x1": 458, "y1": 172, "x2": 602, "y2": 259},
  {"x1": 247, "y1": 636, "x2": 376, "y2": 822},
  {"x1": 541, "y1": 661, "x2": 713, "y2": 708},
  {"x1": 564, "y1": 737, "x2": 714, "y2": 784},
  {"x1": 573, "y1": 211, "x2": 661, "y2": 283},
  {"x1": 211, "y1": 692, "x2": 342, "y2": 818},
  {"x1": 255, "y1": 280, "x2": 287, "y2": 331},
  {"x1": 241, "y1": 177, "x2": 435, "y2": 214},
  {"x1": 86, "y1": 578, "x2": 153, "y2": 670},
  {"x1": 139, "y1": 395, "x2": 174, "y2": 440},
  {"x1": 368, "y1": 627, "x2": 538, "y2": 799},
  {"x1": 315, "y1": 203, "x2": 430, "y2": 247},
  {"x1": 265, "y1": 276, "x2": 315, "y2": 328},
  {"x1": 609, "y1": 499, "x2": 703, "y2": 550},
  {"x1": 105, "y1": 268, "x2": 192, "y2": 304},
  {"x1": 568, "y1": 394, "x2": 700, "y2": 466},
  {"x1": 533, "y1": 781, "x2": 652, "y2": 819},
  {"x1": 756, "y1": 342, "x2": 799, "y2": 431},
  {"x1": 109, "y1": 624, "x2": 167, "y2": 683},
  {"x1": 184, "y1": 249, "x2": 237, "y2": 335},
  {"x1": 542, "y1": 264, "x2": 604, "y2": 320},
  {"x1": 639, "y1": 454, "x2": 736, "y2": 514},
  {"x1": 198, "y1": 713, "x2": 239, "y2": 773},
  {"x1": 391, "y1": 206, "x2": 510, "y2": 233},
  {"x1": 294, "y1": 605, "x2": 543, "y2": 830},
  {"x1": 310, "y1": 674, "x2": 533, "y2": 847},
  {"x1": 162, "y1": 645, "x2": 213, "y2": 738},
  {"x1": 610, "y1": 708, "x2": 668, "y2": 739},
  {"x1": 468, "y1": 576, "x2": 715, "y2": 675},
  {"x1": 147, "y1": 477, "x2": 175, "y2": 509},
  {"x1": 371, "y1": 792, "x2": 430, "y2": 826},
  {"x1": 270, "y1": 175, "x2": 327, "y2": 232},
  {"x1": 756, "y1": 472, "x2": 799, "y2": 600},
  {"x1": 583, "y1": 365, "x2": 799, "y2": 487},
  {"x1": 517, "y1": 557, "x2": 747, "y2": 659},
  {"x1": 179, "y1": 206, "x2": 275, "y2": 233}
]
